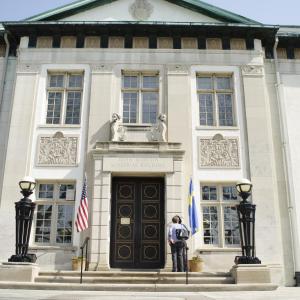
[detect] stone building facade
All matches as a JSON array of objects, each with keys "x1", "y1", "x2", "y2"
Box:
[{"x1": 0, "y1": 0, "x2": 299, "y2": 286}]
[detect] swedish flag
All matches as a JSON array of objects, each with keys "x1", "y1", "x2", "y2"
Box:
[{"x1": 188, "y1": 178, "x2": 199, "y2": 235}]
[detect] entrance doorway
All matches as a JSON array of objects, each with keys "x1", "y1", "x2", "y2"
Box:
[{"x1": 110, "y1": 177, "x2": 165, "y2": 269}]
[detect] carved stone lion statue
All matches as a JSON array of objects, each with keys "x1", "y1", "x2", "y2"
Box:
[{"x1": 111, "y1": 113, "x2": 126, "y2": 141}]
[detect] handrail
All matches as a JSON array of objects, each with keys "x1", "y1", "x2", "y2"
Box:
[{"x1": 79, "y1": 237, "x2": 90, "y2": 284}]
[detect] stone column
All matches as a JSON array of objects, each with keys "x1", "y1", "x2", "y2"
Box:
[
  {"x1": 241, "y1": 65, "x2": 284, "y2": 281},
  {"x1": 89, "y1": 156, "x2": 111, "y2": 270}
]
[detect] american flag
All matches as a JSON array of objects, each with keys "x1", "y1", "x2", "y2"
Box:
[{"x1": 75, "y1": 176, "x2": 88, "y2": 232}]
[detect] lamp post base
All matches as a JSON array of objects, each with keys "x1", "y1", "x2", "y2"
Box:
[
  {"x1": 235, "y1": 255, "x2": 261, "y2": 265},
  {"x1": 8, "y1": 254, "x2": 37, "y2": 263}
]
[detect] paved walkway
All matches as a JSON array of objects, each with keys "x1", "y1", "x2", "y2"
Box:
[{"x1": 0, "y1": 288, "x2": 300, "y2": 300}]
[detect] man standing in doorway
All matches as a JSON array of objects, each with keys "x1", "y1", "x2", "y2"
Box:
[{"x1": 168, "y1": 215, "x2": 185, "y2": 272}]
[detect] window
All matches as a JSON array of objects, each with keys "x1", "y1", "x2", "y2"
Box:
[
  {"x1": 122, "y1": 72, "x2": 159, "y2": 124},
  {"x1": 201, "y1": 184, "x2": 240, "y2": 248},
  {"x1": 197, "y1": 74, "x2": 235, "y2": 127},
  {"x1": 46, "y1": 73, "x2": 83, "y2": 125},
  {"x1": 34, "y1": 182, "x2": 75, "y2": 245}
]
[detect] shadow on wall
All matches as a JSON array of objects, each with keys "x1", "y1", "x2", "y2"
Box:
[{"x1": 89, "y1": 120, "x2": 111, "y2": 147}]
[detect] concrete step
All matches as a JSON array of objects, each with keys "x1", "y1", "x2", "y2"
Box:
[
  {"x1": 0, "y1": 282, "x2": 278, "y2": 292},
  {"x1": 38, "y1": 271, "x2": 230, "y2": 278},
  {"x1": 35, "y1": 275, "x2": 234, "y2": 284}
]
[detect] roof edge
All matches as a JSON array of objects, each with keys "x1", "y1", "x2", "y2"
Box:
[{"x1": 24, "y1": 0, "x2": 260, "y2": 25}]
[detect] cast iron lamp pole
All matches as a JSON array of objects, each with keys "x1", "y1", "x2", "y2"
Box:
[
  {"x1": 235, "y1": 179, "x2": 261, "y2": 265},
  {"x1": 9, "y1": 177, "x2": 37, "y2": 263}
]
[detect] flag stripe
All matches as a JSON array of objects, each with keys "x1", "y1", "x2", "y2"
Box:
[
  {"x1": 188, "y1": 178, "x2": 199, "y2": 235},
  {"x1": 75, "y1": 176, "x2": 89, "y2": 232}
]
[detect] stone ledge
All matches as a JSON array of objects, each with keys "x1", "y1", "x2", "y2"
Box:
[
  {"x1": 0, "y1": 262, "x2": 39, "y2": 282},
  {"x1": 231, "y1": 264, "x2": 272, "y2": 284}
]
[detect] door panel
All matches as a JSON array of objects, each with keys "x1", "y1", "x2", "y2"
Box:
[{"x1": 110, "y1": 177, "x2": 165, "y2": 269}]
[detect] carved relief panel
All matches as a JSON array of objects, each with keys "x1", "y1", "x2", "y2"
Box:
[
  {"x1": 157, "y1": 37, "x2": 173, "y2": 49},
  {"x1": 61, "y1": 36, "x2": 77, "y2": 48},
  {"x1": 37, "y1": 132, "x2": 78, "y2": 166},
  {"x1": 133, "y1": 37, "x2": 149, "y2": 48},
  {"x1": 36, "y1": 36, "x2": 53, "y2": 48},
  {"x1": 198, "y1": 135, "x2": 240, "y2": 168},
  {"x1": 85, "y1": 36, "x2": 100, "y2": 48},
  {"x1": 181, "y1": 37, "x2": 198, "y2": 49}
]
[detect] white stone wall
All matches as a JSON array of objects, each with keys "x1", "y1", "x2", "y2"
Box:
[
  {"x1": 0, "y1": 41, "x2": 290, "y2": 280},
  {"x1": 264, "y1": 59, "x2": 300, "y2": 285},
  {"x1": 0, "y1": 59, "x2": 15, "y2": 201}
]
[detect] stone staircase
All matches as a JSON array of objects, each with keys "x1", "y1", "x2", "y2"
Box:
[{"x1": 0, "y1": 270, "x2": 278, "y2": 291}]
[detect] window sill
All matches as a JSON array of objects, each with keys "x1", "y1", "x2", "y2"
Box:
[
  {"x1": 29, "y1": 245, "x2": 77, "y2": 252},
  {"x1": 198, "y1": 248, "x2": 241, "y2": 253},
  {"x1": 38, "y1": 124, "x2": 81, "y2": 129},
  {"x1": 123, "y1": 123, "x2": 153, "y2": 131},
  {"x1": 195, "y1": 126, "x2": 239, "y2": 131}
]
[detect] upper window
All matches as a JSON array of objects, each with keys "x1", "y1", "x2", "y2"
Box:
[
  {"x1": 34, "y1": 182, "x2": 75, "y2": 245},
  {"x1": 197, "y1": 74, "x2": 235, "y2": 127},
  {"x1": 46, "y1": 73, "x2": 83, "y2": 125},
  {"x1": 122, "y1": 72, "x2": 159, "y2": 124},
  {"x1": 201, "y1": 183, "x2": 240, "y2": 248}
]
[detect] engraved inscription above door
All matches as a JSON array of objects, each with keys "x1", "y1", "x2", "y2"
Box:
[{"x1": 110, "y1": 177, "x2": 165, "y2": 269}]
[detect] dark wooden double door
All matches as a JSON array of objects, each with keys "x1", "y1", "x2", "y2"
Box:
[{"x1": 110, "y1": 177, "x2": 165, "y2": 269}]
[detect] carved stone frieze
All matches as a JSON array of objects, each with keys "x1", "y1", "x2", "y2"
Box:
[
  {"x1": 129, "y1": 0, "x2": 153, "y2": 21},
  {"x1": 241, "y1": 65, "x2": 264, "y2": 76},
  {"x1": 199, "y1": 136, "x2": 240, "y2": 168},
  {"x1": 37, "y1": 132, "x2": 78, "y2": 166}
]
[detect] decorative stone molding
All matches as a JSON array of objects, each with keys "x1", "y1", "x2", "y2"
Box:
[
  {"x1": 91, "y1": 64, "x2": 114, "y2": 73},
  {"x1": 198, "y1": 135, "x2": 240, "y2": 168},
  {"x1": 17, "y1": 64, "x2": 40, "y2": 73},
  {"x1": 37, "y1": 132, "x2": 78, "y2": 166},
  {"x1": 111, "y1": 113, "x2": 126, "y2": 142},
  {"x1": 151, "y1": 114, "x2": 167, "y2": 142},
  {"x1": 167, "y1": 65, "x2": 189, "y2": 75},
  {"x1": 241, "y1": 65, "x2": 264, "y2": 76},
  {"x1": 129, "y1": 0, "x2": 153, "y2": 21}
]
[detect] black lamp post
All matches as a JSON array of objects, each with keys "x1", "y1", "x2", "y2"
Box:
[
  {"x1": 235, "y1": 179, "x2": 261, "y2": 265},
  {"x1": 9, "y1": 177, "x2": 37, "y2": 263}
]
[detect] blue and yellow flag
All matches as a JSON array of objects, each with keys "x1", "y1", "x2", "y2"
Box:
[{"x1": 188, "y1": 178, "x2": 199, "y2": 235}]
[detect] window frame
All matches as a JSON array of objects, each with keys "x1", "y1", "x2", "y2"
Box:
[
  {"x1": 197, "y1": 73, "x2": 236, "y2": 128},
  {"x1": 121, "y1": 71, "x2": 159, "y2": 125},
  {"x1": 33, "y1": 181, "x2": 76, "y2": 247},
  {"x1": 200, "y1": 183, "x2": 240, "y2": 249},
  {"x1": 46, "y1": 72, "x2": 83, "y2": 126}
]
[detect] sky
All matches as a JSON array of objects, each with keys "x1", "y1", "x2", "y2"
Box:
[{"x1": 0, "y1": 0, "x2": 299, "y2": 25}]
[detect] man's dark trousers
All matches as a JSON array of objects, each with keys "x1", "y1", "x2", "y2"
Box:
[{"x1": 171, "y1": 241, "x2": 185, "y2": 272}]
